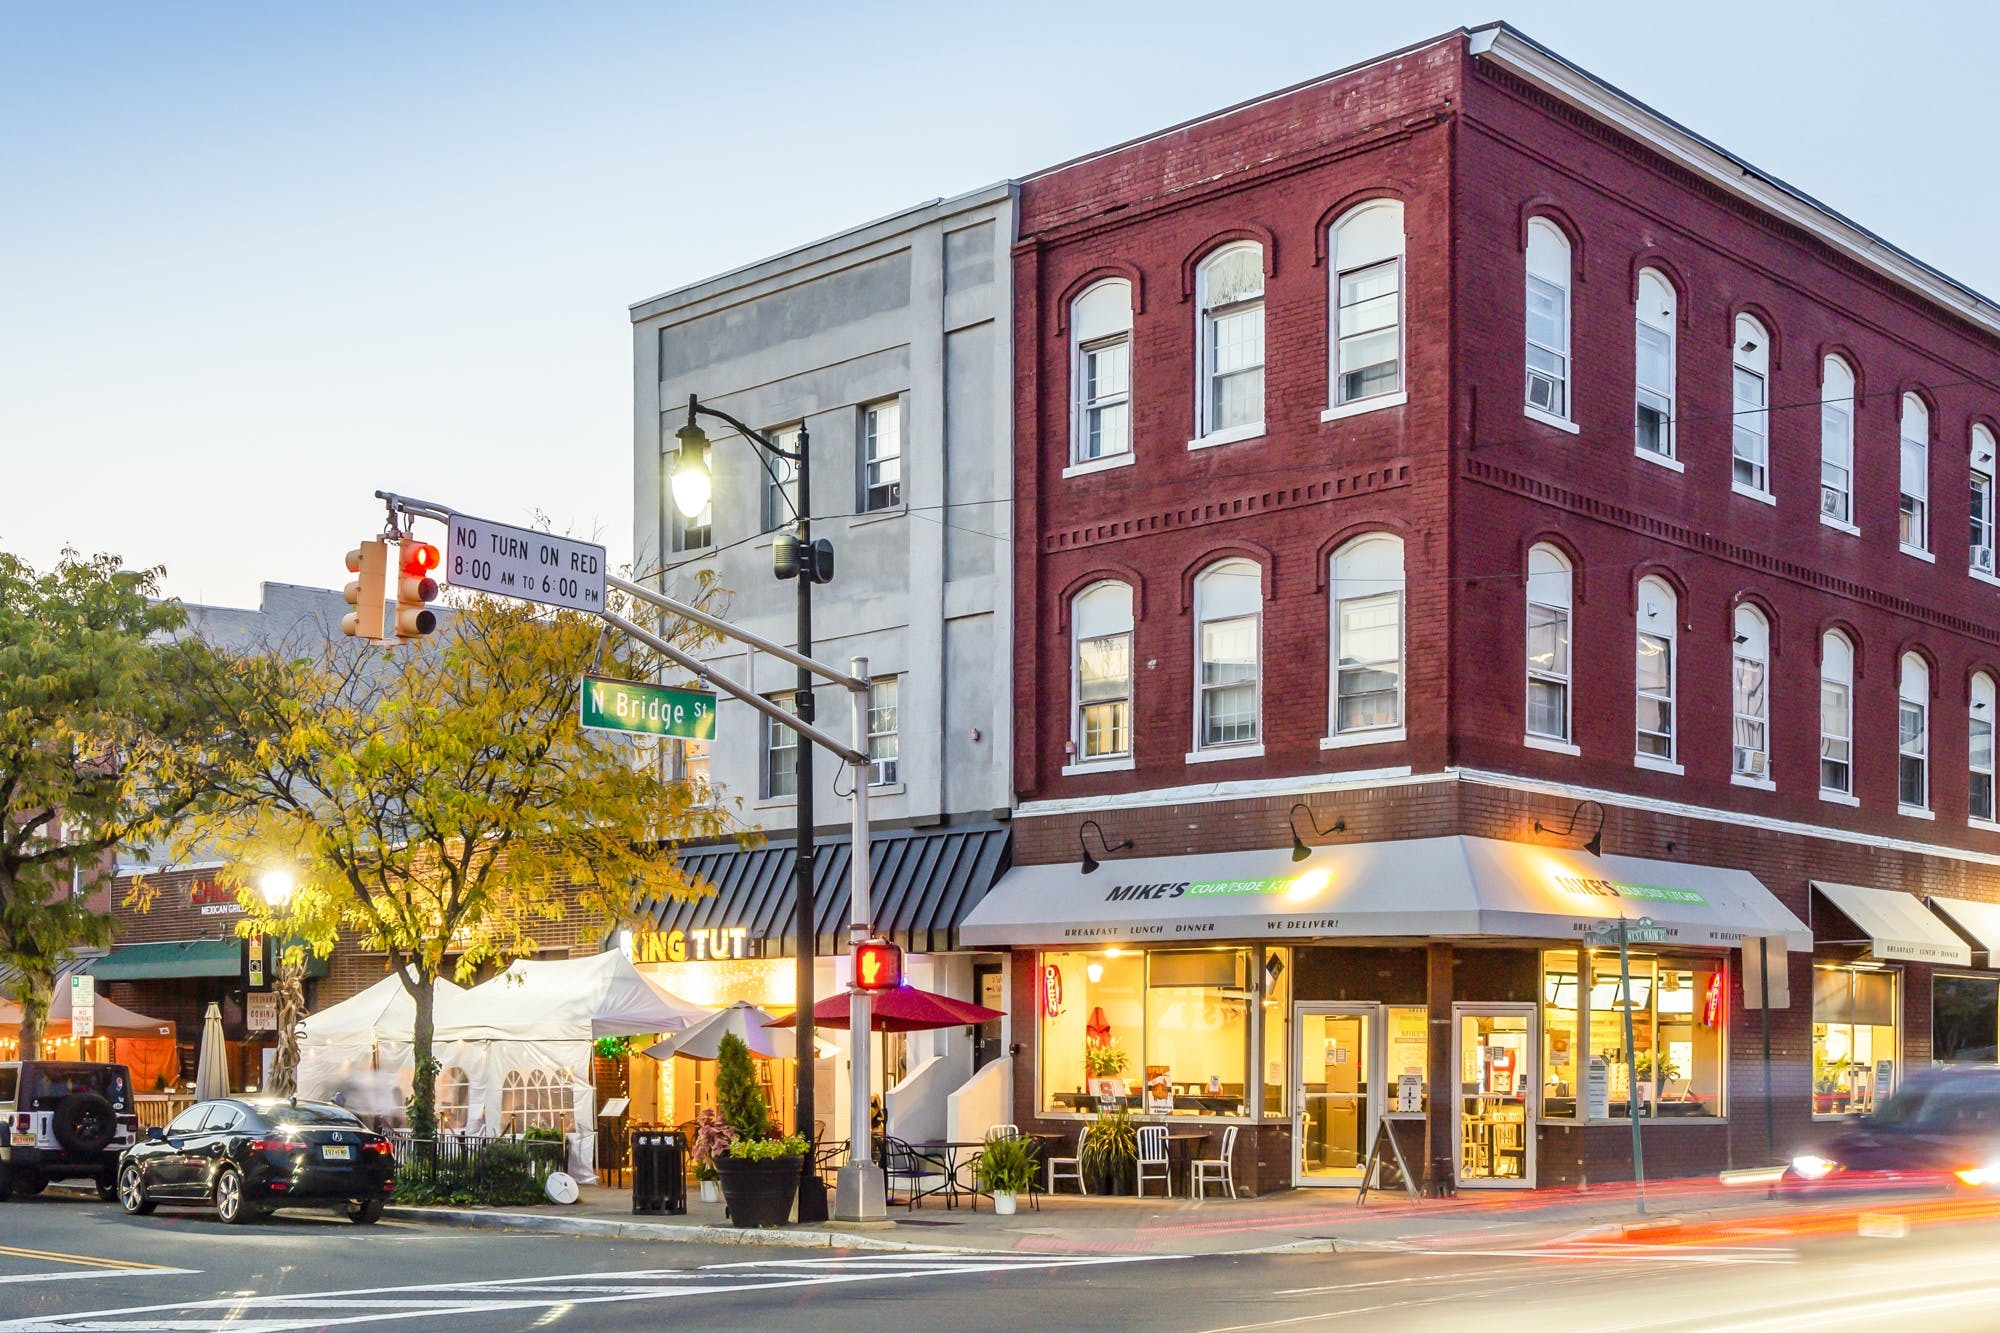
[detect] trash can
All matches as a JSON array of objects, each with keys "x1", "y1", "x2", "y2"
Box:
[{"x1": 631, "y1": 1128, "x2": 687, "y2": 1215}]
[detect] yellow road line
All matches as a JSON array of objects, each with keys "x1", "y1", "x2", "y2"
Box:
[{"x1": 0, "y1": 1244, "x2": 175, "y2": 1272}]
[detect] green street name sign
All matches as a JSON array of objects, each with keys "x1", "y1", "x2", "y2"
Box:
[{"x1": 579, "y1": 675, "x2": 716, "y2": 741}]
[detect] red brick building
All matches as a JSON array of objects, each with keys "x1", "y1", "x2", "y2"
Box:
[{"x1": 969, "y1": 25, "x2": 2000, "y2": 1194}]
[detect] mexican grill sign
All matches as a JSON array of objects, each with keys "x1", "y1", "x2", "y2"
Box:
[{"x1": 445, "y1": 512, "x2": 605, "y2": 613}]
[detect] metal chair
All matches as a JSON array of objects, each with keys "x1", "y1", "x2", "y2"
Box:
[
  {"x1": 989, "y1": 1123, "x2": 1021, "y2": 1139},
  {"x1": 1191, "y1": 1125, "x2": 1239, "y2": 1200},
  {"x1": 1135, "y1": 1125, "x2": 1171, "y2": 1197},
  {"x1": 881, "y1": 1136, "x2": 956, "y2": 1210},
  {"x1": 1046, "y1": 1129, "x2": 1087, "y2": 1195}
]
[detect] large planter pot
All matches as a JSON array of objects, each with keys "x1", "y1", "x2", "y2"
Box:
[
  {"x1": 1086, "y1": 1159, "x2": 1135, "y2": 1196},
  {"x1": 715, "y1": 1156, "x2": 801, "y2": 1229}
]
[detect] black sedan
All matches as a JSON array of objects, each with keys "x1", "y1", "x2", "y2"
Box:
[
  {"x1": 1783, "y1": 1065, "x2": 2000, "y2": 1194},
  {"x1": 117, "y1": 1097, "x2": 397, "y2": 1224}
]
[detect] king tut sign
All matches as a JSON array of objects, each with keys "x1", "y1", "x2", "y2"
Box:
[{"x1": 635, "y1": 926, "x2": 750, "y2": 964}]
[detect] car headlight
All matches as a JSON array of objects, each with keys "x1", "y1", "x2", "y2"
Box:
[
  {"x1": 1791, "y1": 1154, "x2": 1840, "y2": 1180},
  {"x1": 1955, "y1": 1162, "x2": 2000, "y2": 1186}
]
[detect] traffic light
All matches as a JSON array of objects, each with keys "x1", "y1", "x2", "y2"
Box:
[
  {"x1": 342, "y1": 540, "x2": 389, "y2": 640},
  {"x1": 394, "y1": 539, "x2": 441, "y2": 640},
  {"x1": 853, "y1": 938, "x2": 903, "y2": 992},
  {"x1": 773, "y1": 533, "x2": 835, "y2": 584}
]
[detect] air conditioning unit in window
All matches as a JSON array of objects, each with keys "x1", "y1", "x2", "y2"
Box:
[
  {"x1": 1976, "y1": 547, "x2": 1995, "y2": 574},
  {"x1": 1734, "y1": 748, "x2": 1768, "y2": 778},
  {"x1": 1526, "y1": 372, "x2": 1559, "y2": 413},
  {"x1": 1820, "y1": 487, "x2": 1843, "y2": 518},
  {"x1": 871, "y1": 758, "x2": 899, "y2": 787}
]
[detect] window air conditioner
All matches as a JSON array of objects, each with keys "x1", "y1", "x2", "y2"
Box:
[
  {"x1": 1734, "y1": 748, "x2": 1768, "y2": 778},
  {"x1": 1976, "y1": 547, "x2": 1995, "y2": 574},
  {"x1": 1820, "y1": 487, "x2": 1843, "y2": 517},
  {"x1": 1526, "y1": 372, "x2": 1558, "y2": 413}
]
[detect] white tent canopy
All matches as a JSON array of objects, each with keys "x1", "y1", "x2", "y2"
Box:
[
  {"x1": 437, "y1": 951, "x2": 707, "y2": 1042},
  {"x1": 297, "y1": 973, "x2": 470, "y2": 1126},
  {"x1": 300, "y1": 972, "x2": 469, "y2": 1046}
]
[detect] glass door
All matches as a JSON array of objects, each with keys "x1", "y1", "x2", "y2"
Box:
[
  {"x1": 1293, "y1": 1003, "x2": 1378, "y2": 1186},
  {"x1": 1453, "y1": 1004, "x2": 1537, "y2": 1189}
]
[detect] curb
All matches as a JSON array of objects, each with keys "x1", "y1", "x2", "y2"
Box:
[{"x1": 381, "y1": 1205, "x2": 973, "y2": 1252}]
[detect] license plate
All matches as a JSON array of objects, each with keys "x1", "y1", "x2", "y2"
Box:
[
  {"x1": 9, "y1": 1133, "x2": 35, "y2": 1147},
  {"x1": 322, "y1": 1145, "x2": 351, "y2": 1161}
]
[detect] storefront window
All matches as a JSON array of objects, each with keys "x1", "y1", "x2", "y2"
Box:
[
  {"x1": 1540, "y1": 949, "x2": 1726, "y2": 1120},
  {"x1": 1262, "y1": 947, "x2": 1290, "y2": 1116},
  {"x1": 1934, "y1": 975, "x2": 1999, "y2": 1064},
  {"x1": 1813, "y1": 965, "x2": 1898, "y2": 1116},
  {"x1": 1039, "y1": 947, "x2": 1254, "y2": 1118}
]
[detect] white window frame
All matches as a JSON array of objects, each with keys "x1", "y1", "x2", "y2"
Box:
[
  {"x1": 761, "y1": 691, "x2": 799, "y2": 801},
  {"x1": 862, "y1": 399, "x2": 903, "y2": 512},
  {"x1": 1070, "y1": 581, "x2": 1135, "y2": 768},
  {"x1": 1731, "y1": 604, "x2": 1772, "y2": 785},
  {"x1": 1820, "y1": 357, "x2": 1856, "y2": 530},
  {"x1": 1524, "y1": 220, "x2": 1572, "y2": 424},
  {"x1": 1900, "y1": 653, "x2": 1930, "y2": 814},
  {"x1": 1327, "y1": 533, "x2": 1405, "y2": 742},
  {"x1": 1973, "y1": 672, "x2": 1997, "y2": 824},
  {"x1": 1525, "y1": 544, "x2": 1573, "y2": 746},
  {"x1": 866, "y1": 676, "x2": 900, "y2": 787},
  {"x1": 1327, "y1": 201, "x2": 1405, "y2": 412},
  {"x1": 1635, "y1": 577, "x2": 1678, "y2": 768},
  {"x1": 1820, "y1": 631, "x2": 1855, "y2": 799},
  {"x1": 1901, "y1": 394, "x2": 1930, "y2": 556},
  {"x1": 1731, "y1": 316, "x2": 1772, "y2": 499},
  {"x1": 761, "y1": 425, "x2": 801, "y2": 533},
  {"x1": 1191, "y1": 559, "x2": 1263, "y2": 755},
  {"x1": 1972, "y1": 426, "x2": 1997, "y2": 579},
  {"x1": 1193, "y1": 244, "x2": 1266, "y2": 447},
  {"x1": 1071, "y1": 280, "x2": 1133, "y2": 468},
  {"x1": 1634, "y1": 270, "x2": 1676, "y2": 463}
]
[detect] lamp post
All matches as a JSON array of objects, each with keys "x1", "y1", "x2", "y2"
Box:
[
  {"x1": 257, "y1": 871, "x2": 306, "y2": 1098},
  {"x1": 670, "y1": 394, "x2": 835, "y2": 1224}
]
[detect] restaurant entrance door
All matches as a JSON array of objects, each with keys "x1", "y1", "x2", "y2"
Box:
[
  {"x1": 1293, "y1": 1003, "x2": 1379, "y2": 1186},
  {"x1": 1452, "y1": 1003, "x2": 1537, "y2": 1188}
]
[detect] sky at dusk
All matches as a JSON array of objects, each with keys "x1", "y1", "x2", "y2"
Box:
[{"x1": 5, "y1": 0, "x2": 1995, "y2": 608}]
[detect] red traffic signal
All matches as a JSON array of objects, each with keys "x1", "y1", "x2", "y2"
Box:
[
  {"x1": 401, "y1": 541, "x2": 440, "y2": 577},
  {"x1": 853, "y1": 939, "x2": 903, "y2": 993},
  {"x1": 394, "y1": 538, "x2": 441, "y2": 640}
]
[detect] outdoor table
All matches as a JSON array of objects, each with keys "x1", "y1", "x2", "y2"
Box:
[
  {"x1": 912, "y1": 1140, "x2": 986, "y2": 1207},
  {"x1": 1165, "y1": 1131, "x2": 1210, "y2": 1196}
]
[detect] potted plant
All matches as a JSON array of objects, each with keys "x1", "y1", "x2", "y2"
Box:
[
  {"x1": 691, "y1": 1107, "x2": 733, "y2": 1204},
  {"x1": 973, "y1": 1134, "x2": 1038, "y2": 1216},
  {"x1": 1084, "y1": 1041, "x2": 1130, "y2": 1080},
  {"x1": 1079, "y1": 1106, "x2": 1138, "y2": 1196},
  {"x1": 710, "y1": 1032, "x2": 804, "y2": 1227}
]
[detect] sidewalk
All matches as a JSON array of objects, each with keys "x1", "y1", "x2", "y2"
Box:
[{"x1": 386, "y1": 1174, "x2": 1878, "y2": 1256}]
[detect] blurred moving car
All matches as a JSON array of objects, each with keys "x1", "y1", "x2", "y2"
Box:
[
  {"x1": 0, "y1": 1061, "x2": 140, "y2": 1201},
  {"x1": 1785, "y1": 1065, "x2": 2000, "y2": 1193},
  {"x1": 117, "y1": 1097, "x2": 397, "y2": 1224}
]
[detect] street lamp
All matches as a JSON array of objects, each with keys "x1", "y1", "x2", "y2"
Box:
[
  {"x1": 257, "y1": 870, "x2": 296, "y2": 910},
  {"x1": 256, "y1": 869, "x2": 305, "y2": 1098},
  {"x1": 668, "y1": 393, "x2": 834, "y2": 1225}
]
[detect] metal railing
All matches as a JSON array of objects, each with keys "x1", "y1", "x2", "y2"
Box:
[{"x1": 389, "y1": 1132, "x2": 566, "y2": 1206}]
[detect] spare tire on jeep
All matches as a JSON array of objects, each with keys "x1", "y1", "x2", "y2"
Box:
[{"x1": 52, "y1": 1092, "x2": 116, "y2": 1156}]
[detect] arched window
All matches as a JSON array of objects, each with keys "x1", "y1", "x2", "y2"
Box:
[
  {"x1": 1328, "y1": 534, "x2": 1404, "y2": 738},
  {"x1": 438, "y1": 1066, "x2": 471, "y2": 1132},
  {"x1": 1071, "y1": 280, "x2": 1133, "y2": 467},
  {"x1": 1195, "y1": 245, "x2": 1265, "y2": 441},
  {"x1": 1635, "y1": 577, "x2": 1678, "y2": 766},
  {"x1": 1899, "y1": 652, "x2": 1930, "y2": 811},
  {"x1": 1525, "y1": 544, "x2": 1573, "y2": 744},
  {"x1": 1732, "y1": 605, "x2": 1771, "y2": 781},
  {"x1": 1732, "y1": 316, "x2": 1772, "y2": 496},
  {"x1": 1820, "y1": 356, "x2": 1856, "y2": 526},
  {"x1": 1072, "y1": 581, "x2": 1134, "y2": 764},
  {"x1": 1971, "y1": 426, "x2": 1996, "y2": 575},
  {"x1": 1901, "y1": 394, "x2": 1930, "y2": 553},
  {"x1": 1193, "y1": 559, "x2": 1262, "y2": 751},
  {"x1": 1329, "y1": 202, "x2": 1404, "y2": 408},
  {"x1": 1972, "y1": 672, "x2": 1997, "y2": 822},
  {"x1": 1524, "y1": 220, "x2": 1571, "y2": 421},
  {"x1": 1634, "y1": 270, "x2": 1676, "y2": 460},
  {"x1": 1821, "y1": 631, "x2": 1855, "y2": 797}
]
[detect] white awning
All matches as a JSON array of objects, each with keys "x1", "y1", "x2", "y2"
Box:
[
  {"x1": 1812, "y1": 881, "x2": 1972, "y2": 966},
  {"x1": 962, "y1": 834, "x2": 1810, "y2": 951},
  {"x1": 1928, "y1": 896, "x2": 2000, "y2": 960}
]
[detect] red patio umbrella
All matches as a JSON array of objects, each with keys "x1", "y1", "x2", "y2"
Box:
[{"x1": 767, "y1": 984, "x2": 1004, "y2": 1033}]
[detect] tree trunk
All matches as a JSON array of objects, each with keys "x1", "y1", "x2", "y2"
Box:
[
  {"x1": 17, "y1": 970, "x2": 52, "y2": 1062},
  {"x1": 408, "y1": 977, "x2": 438, "y2": 1140}
]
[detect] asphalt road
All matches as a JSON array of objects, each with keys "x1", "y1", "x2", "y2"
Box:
[{"x1": 4, "y1": 1187, "x2": 2000, "y2": 1331}]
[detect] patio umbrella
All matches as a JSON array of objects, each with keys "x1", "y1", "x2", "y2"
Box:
[
  {"x1": 766, "y1": 983, "x2": 1004, "y2": 1033},
  {"x1": 194, "y1": 1002, "x2": 230, "y2": 1100},
  {"x1": 640, "y1": 1001, "x2": 800, "y2": 1062}
]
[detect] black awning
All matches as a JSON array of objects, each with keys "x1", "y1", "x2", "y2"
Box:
[{"x1": 644, "y1": 823, "x2": 1010, "y2": 957}]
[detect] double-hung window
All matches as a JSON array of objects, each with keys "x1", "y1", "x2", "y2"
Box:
[
  {"x1": 1525, "y1": 544, "x2": 1573, "y2": 744},
  {"x1": 1524, "y1": 220, "x2": 1571, "y2": 420},
  {"x1": 1972, "y1": 426, "x2": 1997, "y2": 576},
  {"x1": 1328, "y1": 534, "x2": 1404, "y2": 737},
  {"x1": 862, "y1": 399, "x2": 903, "y2": 512},
  {"x1": 761, "y1": 691, "x2": 799, "y2": 800},
  {"x1": 1900, "y1": 653, "x2": 1930, "y2": 812},
  {"x1": 1194, "y1": 560, "x2": 1262, "y2": 751},
  {"x1": 762, "y1": 425, "x2": 801, "y2": 532},
  {"x1": 1195, "y1": 245, "x2": 1265, "y2": 441},
  {"x1": 1071, "y1": 280, "x2": 1133, "y2": 465},
  {"x1": 1634, "y1": 270, "x2": 1676, "y2": 460},
  {"x1": 868, "y1": 676, "x2": 899, "y2": 786},
  {"x1": 1635, "y1": 577, "x2": 1677, "y2": 765},
  {"x1": 1732, "y1": 316, "x2": 1771, "y2": 496},
  {"x1": 1901, "y1": 394, "x2": 1930, "y2": 553},
  {"x1": 1973, "y1": 673, "x2": 1997, "y2": 823},
  {"x1": 1731, "y1": 605, "x2": 1771, "y2": 782},
  {"x1": 1821, "y1": 631, "x2": 1854, "y2": 797},
  {"x1": 1329, "y1": 202, "x2": 1404, "y2": 407},
  {"x1": 1072, "y1": 582, "x2": 1134, "y2": 763},
  {"x1": 1821, "y1": 357, "x2": 1856, "y2": 526}
]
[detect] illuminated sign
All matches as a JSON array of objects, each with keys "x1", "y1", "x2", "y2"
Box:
[
  {"x1": 1102, "y1": 876, "x2": 1310, "y2": 903},
  {"x1": 853, "y1": 939, "x2": 903, "y2": 992},
  {"x1": 190, "y1": 879, "x2": 244, "y2": 917},
  {"x1": 1553, "y1": 875, "x2": 1706, "y2": 906},
  {"x1": 1701, "y1": 970, "x2": 1724, "y2": 1028},
  {"x1": 1041, "y1": 963, "x2": 1064, "y2": 1017},
  {"x1": 634, "y1": 926, "x2": 749, "y2": 964}
]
